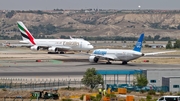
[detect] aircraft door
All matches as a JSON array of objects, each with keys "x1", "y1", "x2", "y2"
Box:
[{"x1": 80, "y1": 41, "x2": 82, "y2": 48}]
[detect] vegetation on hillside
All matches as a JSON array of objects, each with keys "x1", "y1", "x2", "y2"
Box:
[{"x1": 2, "y1": 10, "x2": 180, "y2": 40}]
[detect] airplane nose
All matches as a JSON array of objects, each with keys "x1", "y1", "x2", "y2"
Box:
[{"x1": 89, "y1": 45, "x2": 94, "y2": 49}]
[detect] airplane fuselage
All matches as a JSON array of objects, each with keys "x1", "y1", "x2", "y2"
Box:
[
  {"x1": 21, "y1": 39, "x2": 93, "y2": 51},
  {"x1": 92, "y1": 49, "x2": 144, "y2": 61}
]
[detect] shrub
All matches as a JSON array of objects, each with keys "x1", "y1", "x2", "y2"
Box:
[
  {"x1": 2, "y1": 88, "x2": 7, "y2": 91},
  {"x1": 140, "y1": 90, "x2": 145, "y2": 93},
  {"x1": 90, "y1": 96, "x2": 96, "y2": 100},
  {"x1": 30, "y1": 96, "x2": 36, "y2": 99},
  {"x1": 80, "y1": 94, "x2": 85, "y2": 100},
  {"x1": 127, "y1": 90, "x2": 132, "y2": 93},
  {"x1": 146, "y1": 95, "x2": 152, "y2": 101},
  {"x1": 177, "y1": 92, "x2": 180, "y2": 95},
  {"x1": 148, "y1": 90, "x2": 156, "y2": 95},
  {"x1": 152, "y1": 98, "x2": 158, "y2": 101},
  {"x1": 96, "y1": 94, "x2": 102, "y2": 99},
  {"x1": 62, "y1": 99, "x2": 72, "y2": 101},
  {"x1": 160, "y1": 91, "x2": 164, "y2": 96},
  {"x1": 139, "y1": 98, "x2": 145, "y2": 101}
]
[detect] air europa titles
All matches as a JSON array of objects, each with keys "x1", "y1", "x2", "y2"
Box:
[
  {"x1": 56, "y1": 41, "x2": 79, "y2": 46},
  {"x1": 93, "y1": 50, "x2": 107, "y2": 55}
]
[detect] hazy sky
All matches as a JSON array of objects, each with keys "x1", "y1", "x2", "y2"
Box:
[{"x1": 0, "y1": 0, "x2": 180, "y2": 10}]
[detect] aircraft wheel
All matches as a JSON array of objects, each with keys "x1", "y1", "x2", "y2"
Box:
[
  {"x1": 106, "y1": 62, "x2": 112, "y2": 64},
  {"x1": 122, "y1": 61, "x2": 127, "y2": 65},
  {"x1": 59, "y1": 51, "x2": 65, "y2": 54}
]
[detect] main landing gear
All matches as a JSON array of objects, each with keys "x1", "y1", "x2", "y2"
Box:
[
  {"x1": 59, "y1": 51, "x2": 65, "y2": 54},
  {"x1": 122, "y1": 61, "x2": 128, "y2": 65},
  {"x1": 87, "y1": 50, "x2": 90, "y2": 53},
  {"x1": 106, "y1": 59, "x2": 112, "y2": 64},
  {"x1": 106, "y1": 62, "x2": 112, "y2": 64}
]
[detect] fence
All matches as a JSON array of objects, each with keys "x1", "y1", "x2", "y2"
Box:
[
  {"x1": 0, "y1": 78, "x2": 132, "y2": 90},
  {"x1": 0, "y1": 78, "x2": 83, "y2": 90}
]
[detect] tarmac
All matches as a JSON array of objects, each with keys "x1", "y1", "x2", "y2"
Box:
[{"x1": 1, "y1": 46, "x2": 180, "y2": 80}]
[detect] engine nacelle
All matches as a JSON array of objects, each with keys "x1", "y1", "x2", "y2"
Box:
[
  {"x1": 48, "y1": 47, "x2": 58, "y2": 52},
  {"x1": 30, "y1": 45, "x2": 40, "y2": 51},
  {"x1": 89, "y1": 55, "x2": 99, "y2": 63}
]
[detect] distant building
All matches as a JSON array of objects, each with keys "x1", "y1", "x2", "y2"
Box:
[{"x1": 145, "y1": 44, "x2": 166, "y2": 48}]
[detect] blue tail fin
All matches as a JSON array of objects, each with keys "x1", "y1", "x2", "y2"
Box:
[{"x1": 133, "y1": 33, "x2": 144, "y2": 52}]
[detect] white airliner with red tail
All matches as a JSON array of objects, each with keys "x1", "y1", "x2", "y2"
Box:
[{"x1": 17, "y1": 21, "x2": 94, "y2": 54}]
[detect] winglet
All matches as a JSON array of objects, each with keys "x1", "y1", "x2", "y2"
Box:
[{"x1": 133, "y1": 33, "x2": 144, "y2": 52}]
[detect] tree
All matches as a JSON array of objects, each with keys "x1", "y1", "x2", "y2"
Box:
[
  {"x1": 133, "y1": 74, "x2": 148, "y2": 88},
  {"x1": 174, "y1": 40, "x2": 180, "y2": 48},
  {"x1": 81, "y1": 68, "x2": 103, "y2": 89},
  {"x1": 154, "y1": 35, "x2": 160, "y2": 40},
  {"x1": 6, "y1": 10, "x2": 15, "y2": 18},
  {"x1": 149, "y1": 23, "x2": 160, "y2": 29},
  {"x1": 166, "y1": 40, "x2": 173, "y2": 49}
]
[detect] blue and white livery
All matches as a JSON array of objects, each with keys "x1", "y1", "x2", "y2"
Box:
[{"x1": 89, "y1": 33, "x2": 176, "y2": 64}]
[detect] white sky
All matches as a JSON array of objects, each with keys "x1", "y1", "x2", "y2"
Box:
[{"x1": 0, "y1": 0, "x2": 180, "y2": 10}]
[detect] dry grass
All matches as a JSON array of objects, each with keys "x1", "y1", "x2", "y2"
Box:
[{"x1": 133, "y1": 57, "x2": 180, "y2": 64}]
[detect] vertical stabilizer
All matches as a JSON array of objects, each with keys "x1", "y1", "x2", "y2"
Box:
[
  {"x1": 17, "y1": 21, "x2": 36, "y2": 45},
  {"x1": 133, "y1": 33, "x2": 144, "y2": 52}
]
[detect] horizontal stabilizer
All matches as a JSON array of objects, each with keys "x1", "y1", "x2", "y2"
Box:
[{"x1": 144, "y1": 50, "x2": 176, "y2": 56}]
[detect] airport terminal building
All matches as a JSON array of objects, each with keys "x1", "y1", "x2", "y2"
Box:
[
  {"x1": 143, "y1": 69, "x2": 180, "y2": 92},
  {"x1": 162, "y1": 77, "x2": 180, "y2": 92},
  {"x1": 97, "y1": 69, "x2": 180, "y2": 92}
]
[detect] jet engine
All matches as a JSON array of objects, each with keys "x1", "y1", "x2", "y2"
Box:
[
  {"x1": 89, "y1": 56, "x2": 99, "y2": 63},
  {"x1": 48, "y1": 47, "x2": 58, "y2": 52},
  {"x1": 30, "y1": 45, "x2": 40, "y2": 51}
]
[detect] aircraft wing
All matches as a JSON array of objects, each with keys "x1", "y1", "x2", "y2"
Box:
[
  {"x1": 102, "y1": 54, "x2": 116, "y2": 60},
  {"x1": 144, "y1": 50, "x2": 176, "y2": 56},
  {"x1": 55, "y1": 46, "x2": 72, "y2": 51},
  {"x1": 2, "y1": 43, "x2": 32, "y2": 47},
  {"x1": 92, "y1": 54, "x2": 116, "y2": 60},
  {"x1": 33, "y1": 45, "x2": 72, "y2": 51}
]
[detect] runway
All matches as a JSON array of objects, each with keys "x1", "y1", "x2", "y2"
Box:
[
  {"x1": 0, "y1": 61, "x2": 180, "y2": 76},
  {"x1": 1, "y1": 47, "x2": 180, "y2": 78}
]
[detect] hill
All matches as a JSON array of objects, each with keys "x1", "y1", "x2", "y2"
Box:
[{"x1": 0, "y1": 10, "x2": 180, "y2": 39}]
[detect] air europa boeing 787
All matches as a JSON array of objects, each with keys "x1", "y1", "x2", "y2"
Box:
[
  {"x1": 89, "y1": 33, "x2": 176, "y2": 65},
  {"x1": 17, "y1": 21, "x2": 94, "y2": 54}
]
